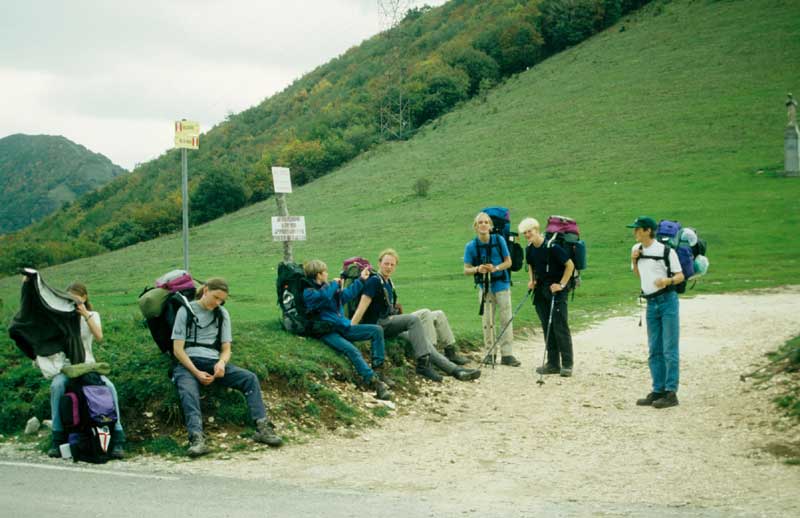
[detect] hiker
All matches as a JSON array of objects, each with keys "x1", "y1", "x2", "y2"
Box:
[
  {"x1": 302, "y1": 260, "x2": 393, "y2": 400},
  {"x1": 463, "y1": 212, "x2": 520, "y2": 366},
  {"x1": 43, "y1": 282, "x2": 125, "y2": 459},
  {"x1": 519, "y1": 218, "x2": 575, "y2": 377},
  {"x1": 350, "y1": 249, "x2": 480, "y2": 382},
  {"x1": 171, "y1": 277, "x2": 283, "y2": 457},
  {"x1": 628, "y1": 216, "x2": 684, "y2": 409}
]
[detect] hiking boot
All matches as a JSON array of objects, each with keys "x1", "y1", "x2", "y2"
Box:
[
  {"x1": 536, "y1": 364, "x2": 561, "y2": 375},
  {"x1": 482, "y1": 354, "x2": 496, "y2": 366},
  {"x1": 370, "y1": 376, "x2": 393, "y2": 401},
  {"x1": 444, "y1": 345, "x2": 469, "y2": 366},
  {"x1": 110, "y1": 430, "x2": 125, "y2": 460},
  {"x1": 652, "y1": 391, "x2": 679, "y2": 409},
  {"x1": 501, "y1": 355, "x2": 521, "y2": 367},
  {"x1": 48, "y1": 431, "x2": 67, "y2": 458},
  {"x1": 636, "y1": 392, "x2": 665, "y2": 406},
  {"x1": 452, "y1": 368, "x2": 481, "y2": 381},
  {"x1": 373, "y1": 363, "x2": 396, "y2": 388},
  {"x1": 415, "y1": 355, "x2": 443, "y2": 382},
  {"x1": 187, "y1": 432, "x2": 210, "y2": 457},
  {"x1": 560, "y1": 367, "x2": 573, "y2": 378},
  {"x1": 253, "y1": 418, "x2": 283, "y2": 447}
]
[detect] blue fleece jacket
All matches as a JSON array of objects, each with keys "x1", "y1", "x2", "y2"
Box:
[{"x1": 303, "y1": 278, "x2": 364, "y2": 331}]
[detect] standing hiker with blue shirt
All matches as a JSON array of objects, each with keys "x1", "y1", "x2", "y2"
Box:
[
  {"x1": 463, "y1": 212, "x2": 520, "y2": 367},
  {"x1": 172, "y1": 277, "x2": 283, "y2": 457},
  {"x1": 629, "y1": 216, "x2": 684, "y2": 409}
]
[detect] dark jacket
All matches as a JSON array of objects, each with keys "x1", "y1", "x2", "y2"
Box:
[
  {"x1": 303, "y1": 278, "x2": 364, "y2": 332},
  {"x1": 8, "y1": 270, "x2": 85, "y2": 363}
]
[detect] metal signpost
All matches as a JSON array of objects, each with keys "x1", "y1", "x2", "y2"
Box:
[
  {"x1": 271, "y1": 167, "x2": 304, "y2": 263},
  {"x1": 174, "y1": 120, "x2": 200, "y2": 271}
]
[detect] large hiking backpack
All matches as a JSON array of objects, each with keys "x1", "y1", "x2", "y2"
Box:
[
  {"x1": 543, "y1": 215, "x2": 587, "y2": 290},
  {"x1": 276, "y1": 262, "x2": 335, "y2": 337},
  {"x1": 59, "y1": 373, "x2": 117, "y2": 464},
  {"x1": 340, "y1": 257, "x2": 375, "y2": 319},
  {"x1": 482, "y1": 206, "x2": 524, "y2": 272},
  {"x1": 653, "y1": 219, "x2": 710, "y2": 292},
  {"x1": 138, "y1": 271, "x2": 222, "y2": 355}
]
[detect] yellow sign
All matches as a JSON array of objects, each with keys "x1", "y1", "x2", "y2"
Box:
[
  {"x1": 174, "y1": 120, "x2": 200, "y2": 149},
  {"x1": 174, "y1": 120, "x2": 200, "y2": 136},
  {"x1": 174, "y1": 134, "x2": 199, "y2": 149}
]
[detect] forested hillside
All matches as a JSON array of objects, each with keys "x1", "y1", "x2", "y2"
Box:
[
  {"x1": 0, "y1": 0, "x2": 649, "y2": 275},
  {"x1": 0, "y1": 134, "x2": 125, "y2": 234}
]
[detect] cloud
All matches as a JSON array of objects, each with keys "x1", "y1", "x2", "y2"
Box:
[{"x1": 0, "y1": 0, "x2": 445, "y2": 169}]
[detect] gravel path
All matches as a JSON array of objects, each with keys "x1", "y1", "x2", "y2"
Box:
[{"x1": 8, "y1": 288, "x2": 800, "y2": 516}]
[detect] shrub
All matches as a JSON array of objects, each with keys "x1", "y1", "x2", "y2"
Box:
[{"x1": 414, "y1": 177, "x2": 432, "y2": 197}]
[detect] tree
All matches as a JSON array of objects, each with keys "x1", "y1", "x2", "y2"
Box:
[{"x1": 189, "y1": 167, "x2": 248, "y2": 225}]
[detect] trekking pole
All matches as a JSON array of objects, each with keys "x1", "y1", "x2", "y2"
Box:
[
  {"x1": 536, "y1": 294, "x2": 556, "y2": 386},
  {"x1": 484, "y1": 289, "x2": 532, "y2": 362},
  {"x1": 478, "y1": 272, "x2": 489, "y2": 316},
  {"x1": 486, "y1": 290, "x2": 496, "y2": 368}
]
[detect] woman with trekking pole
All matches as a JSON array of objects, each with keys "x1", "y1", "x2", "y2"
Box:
[
  {"x1": 464, "y1": 212, "x2": 520, "y2": 367},
  {"x1": 519, "y1": 218, "x2": 575, "y2": 378}
]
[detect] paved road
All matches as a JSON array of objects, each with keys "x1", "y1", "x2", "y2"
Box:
[{"x1": 0, "y1": 459, "x2": 729, "y2": 518}]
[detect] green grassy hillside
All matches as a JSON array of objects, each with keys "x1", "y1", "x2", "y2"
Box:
[
  {"x1": 1, "y1": 0, "x2": 798, "y2": 446},
  {"x1": 0, "y1": 134, "x2": 126, "y2": 234}
]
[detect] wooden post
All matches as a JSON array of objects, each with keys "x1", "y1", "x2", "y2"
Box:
[{"x1": 275, "y1": 193, "x2": 293, "y2": 263}]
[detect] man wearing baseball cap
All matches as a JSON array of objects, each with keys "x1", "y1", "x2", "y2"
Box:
[{"x1": 628, "y1": 216, "x2": 684, "y2": 409}]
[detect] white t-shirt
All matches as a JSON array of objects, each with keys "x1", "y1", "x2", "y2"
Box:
[
  {"x1": 631, "y1": 242, "x2": 682, "y2": 296},
  {"x1": 35, "y1": 311, "x2": 101, "y2": 379}
]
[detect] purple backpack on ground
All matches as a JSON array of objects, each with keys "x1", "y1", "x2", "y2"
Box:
[{"x1": 59, "y1": 374, "x2": 117, "y2": 463}]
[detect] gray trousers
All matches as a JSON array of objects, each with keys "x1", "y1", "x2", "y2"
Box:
[
  {"x1": 173, "y1": 358, "x2": 267, "y2": 435},
  {"x1": 379, "y1": 313, "x2": 458, "y2": 375}
]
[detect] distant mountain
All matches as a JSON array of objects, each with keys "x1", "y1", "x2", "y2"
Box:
[{"x1": 0, "y1": 134, "x2": 126, "y2": 233}]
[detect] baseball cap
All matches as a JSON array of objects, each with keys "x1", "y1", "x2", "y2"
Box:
[{"x1": 626, "y1": 216, "x2": 657, "y2": 230}]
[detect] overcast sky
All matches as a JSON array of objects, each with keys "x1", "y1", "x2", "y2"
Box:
[{"x1": 0, "y1": 0, "x2": 445, "y2": 170}]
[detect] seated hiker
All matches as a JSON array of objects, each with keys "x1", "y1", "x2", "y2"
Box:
[
  {"x1": 171, "y1": 277, "x2": 283, "y2": 457},
  {"x1": 350, "y1": 249, "x2": 481, "y2": 383},
  {"x1": 9, "y1": 278, "x2": 125, "y2": 459},
  {"x1": 302, "y1": 259, "x2": 393, "y2": 400}
]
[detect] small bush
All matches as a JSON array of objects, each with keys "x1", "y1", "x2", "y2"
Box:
[{"x1": 414, "y1": 178, "x2": 432, "y2": 197}]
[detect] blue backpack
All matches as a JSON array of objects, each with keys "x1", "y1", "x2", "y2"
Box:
[{"x1": 481, "y1": 206, "x2": 524, "y2": 273}]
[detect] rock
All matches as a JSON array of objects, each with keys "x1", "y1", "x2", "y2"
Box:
[
  {"x1": 24, "y1": 417, "x2": 40, "y2": 435},
  {"x1": 377, "y1": 400, "x2": 397, "y2": 411},
  {"x1": 41, "y1": 419, "x2": 53, "y2": 430}
]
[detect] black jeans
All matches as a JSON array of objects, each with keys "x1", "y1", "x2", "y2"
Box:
[{"x1": 534, "y1": 288, "x2": 573, "y2": 369}]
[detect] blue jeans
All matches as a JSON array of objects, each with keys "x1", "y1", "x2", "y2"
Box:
[
  {"x1": 646, "y1": 290, "x2": 680, "y2": 393},
  {"x1": 172, "y1": 358, "x2": 267, "y2": 436},
  {"x1": 320, "y1": 324, "x2": 385, "y2": 382},
  {"x1": 50, "y1": 373, "x2": 124, "y2": 433}
]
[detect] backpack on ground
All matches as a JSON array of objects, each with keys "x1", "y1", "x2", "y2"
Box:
[
  {"x1": 481, "y1": 206, "x2": 524, "y2": 273},
  {"x1": 277, "y1": 262, "x2": 335, "y2": 337},
  {"x1": 340, "y1": 257, "x2": 375, "y2": 319},
  {"x1": 639, "y1": 219, "x2": 709, "y2": 294},
  {"x1": 59, "y1": 373, "x2": 117, "y2": 464},
  {"x1": 138, "y1": 271, "x2": 222, "y2": 355},
  {"x1": 543, "y1": 215, "x2": 587, "y2": 290}
]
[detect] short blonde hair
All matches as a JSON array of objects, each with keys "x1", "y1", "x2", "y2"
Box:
[
  {"x1": 303, "y1": 259, "x2": 327, "y2": 278},
  {"x1": 518, "y1": 217, "x2": 539, "y2": 234},
  {"x1": 473, "y1": 211, "x2": 493, "y2": 232},
  {"x1": 378, "y1": 248, "x2": 399, "y2": 264}
]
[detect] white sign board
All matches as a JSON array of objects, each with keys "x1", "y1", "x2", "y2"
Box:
[
  {"x1": 271, "y1": 167, "x2": 292, "y2": 193},
  {"x1": 271, "y1": 216, "x2": 306, "y2": 241}
]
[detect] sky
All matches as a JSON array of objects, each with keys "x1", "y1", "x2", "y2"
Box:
[{"x1": 0, "y1": 0, "x2": 445, "y2": 171}]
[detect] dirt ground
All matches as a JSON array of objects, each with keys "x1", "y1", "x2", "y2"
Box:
[{"x1": 7, "y1": 287, "x2": 800, "y2": 516}]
